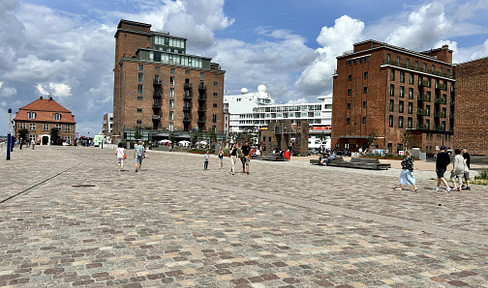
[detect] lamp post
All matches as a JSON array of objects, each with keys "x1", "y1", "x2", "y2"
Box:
[{"x1": 6, "y1": 108, "x2": 12, "y2": 160}]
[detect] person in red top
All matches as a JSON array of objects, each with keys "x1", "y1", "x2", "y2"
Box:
[{"x1": 283, "y1": 149, "x2": 290, "y2": 160}]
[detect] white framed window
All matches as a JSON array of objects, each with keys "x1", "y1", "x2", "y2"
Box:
[
  {"x1": 170, "y1": 88, "x2": 174, "y2": 98},
  {"x1": 27, "y1": 112, "x2": 36, "y2": 119},
  {"x1": 29, "y1": 134, "x2": 36, "y2": 142},
  {"x1": 169, "y1": 111, "x2": 174, "y2": 120},
  {"x1": 64, "y1": 136, "x2": 71, "y2": 143},
  {"x1": 65, "y1": 125, "x2": 71, "y2": 132},
  {"x1": 29, "y1": 123, "x2": 36, "y2": 130},
  {"x1": 19, "y1": 123, "x2": 26, "y2": 129},
  {"x1": 53, "y1": 114, "x2": 61, "y2": 121},
  {"x1": 169, "y1": 99, "x2": 174, "y2": 109},
  {"x1": 43, "y1": 123, "x2": 49, "y2": 130},
  {"x1": 55, "y1": 124, "x2": 62, "y2": 130},
  {"x1": 169, "y1": 123, "x2": 174, "y2": 131}
]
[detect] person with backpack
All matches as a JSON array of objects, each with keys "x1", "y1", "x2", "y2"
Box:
[
  {"x1": 397, "y1": 150, "x2": 418, "y2": 191},
  {"x1": 134, "y1": 141, "x2": 145, "y2": 172}
]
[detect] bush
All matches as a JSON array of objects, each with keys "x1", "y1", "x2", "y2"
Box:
[{"x1": 475, "y1": 168, "x2": 488, "y2": 180}]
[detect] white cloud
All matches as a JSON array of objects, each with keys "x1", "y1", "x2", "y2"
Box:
[
  {"x1": 295, "y1": 15, "x2": 365, "y2": 97},
  {"x1": 0, "y1": 86, "x2": 17, "y2": 98}
]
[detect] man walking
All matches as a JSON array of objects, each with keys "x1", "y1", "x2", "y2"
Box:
[
  {"x1": 241, "y1": 141, "x2": 251, "y2": 174},
  {"x1": 434, "y1": 145, "x2": 451, "y2": 192},
  {"x1": 462, "y1": 147, "x2": 471, "y2": 190},
  {"x1": 134, "y1": 141, "x2": 145, "y2": 172}
]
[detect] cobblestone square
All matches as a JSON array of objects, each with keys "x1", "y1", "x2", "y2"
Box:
[{"x1": 1, "y1": 146, "x2": 487, "y2": 287}]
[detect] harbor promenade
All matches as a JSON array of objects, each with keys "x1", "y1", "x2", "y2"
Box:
[{"x1": 1, "y1": 146, "x2": 487, "y2": 287}]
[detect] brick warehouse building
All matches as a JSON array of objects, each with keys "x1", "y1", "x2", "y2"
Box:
[
  {"x1": 332, "y1": 40, "x2": 455, "y2": 155},
  {"x1": 14, "y1": 96, "x2": 76, "y2": 145},
  {"x1": 453, "y1": 57, "x2": 488, "y2": 156},
  {"x1": 113, "y1": 19, "x2": 225, "y2": 142}
]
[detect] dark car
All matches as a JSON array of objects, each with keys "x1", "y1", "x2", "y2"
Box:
[{"x1": 335, "y1": 149, "x2": 351, "y2": 157}]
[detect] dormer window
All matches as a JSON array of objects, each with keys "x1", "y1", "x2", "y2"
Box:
[
  {"x1": 53, "y1": 114, "x2": 61, "y2": 121},
  {"x1": 27, "y1": 112, "x2": 36, "y2": 119}
]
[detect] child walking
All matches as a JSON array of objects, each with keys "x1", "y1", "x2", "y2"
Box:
[
  {"x1": 203, "y1": 150, "x2": 209, "y2": 170},
  {"x1": 218, "y1": 147, "x2": 224, "y2": 169}
]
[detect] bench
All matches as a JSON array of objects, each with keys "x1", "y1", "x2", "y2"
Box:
[
  {"x1": 311, "y1": 156, "x2": 390, "y2": 170},
  {"x1": 257, "y1": 154, "x2": 287, "y2": 161}
]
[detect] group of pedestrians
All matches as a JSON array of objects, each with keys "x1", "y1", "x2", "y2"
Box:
[
  {"x1": 114, "y1": 141, "x2": 146, "y2": 172},
  {"x1": 228, "y1": 141, "x2": 252, "y2": 175},
  {"x1": 397, "y1": 145, "x2": 472, "y2": 192}
]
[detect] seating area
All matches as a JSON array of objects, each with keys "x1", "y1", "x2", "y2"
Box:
[{"x1": 310, "y1": 156, "x2": 391, "y2": 170}]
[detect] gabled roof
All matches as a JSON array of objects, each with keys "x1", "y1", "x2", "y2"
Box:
[{"x1": 14, "y1": 97, "x2": 76, "y2": 124}]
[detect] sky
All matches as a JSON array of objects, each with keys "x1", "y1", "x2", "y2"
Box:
[{"x1": 1, "y1": 0, "x2": 488, "y2": 136}]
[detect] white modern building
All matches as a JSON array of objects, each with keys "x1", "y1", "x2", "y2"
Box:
[
  {"x1": 101, "y1": 113, "x2": 113, "y2": 142},
  {"x1": 223, "y1": 85, "x2": 332, "y2": 148}
]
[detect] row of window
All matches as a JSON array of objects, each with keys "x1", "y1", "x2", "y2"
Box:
[
  {"x1": 19, "y1": 123, "x2": 72, "y2": 131},
  {"x1": 27, "y1": 112, "x2": 62, "y2": 121},
  {"x1": 386, "y1": 54, "x2": 452, "y2": 76},
  {"x1": 138, "y1": 64, "x2": 220, "y2": 78},
  {"x1": 347, "y1": 56, "x2": 370, "y2": 66},
  {"x1": 136, "y1": 114, "x2": 218, "y2": 125}
]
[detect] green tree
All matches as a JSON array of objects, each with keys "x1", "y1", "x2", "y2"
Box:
[
  {"x1": 169, "y1": 132, "x2": 175, "y2": 144},
  {"x1": 134, "y1": 128, "x2": 142, "y2": 140},
  {"x1": 50, "y1": 128, "x2": 60, "y2": 145},
  {"x1": 18, "y1": 128, "x2": 28, "y2": 143},
  {"x1": 401, "y1": 130, "x2": 413, "y2": 151},
  {"x1": 367, "y1": 130, "x2": 378, "y2": 149}
]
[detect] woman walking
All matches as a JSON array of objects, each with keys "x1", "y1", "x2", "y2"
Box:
[
  {"x1": 397, "y1": 151, "x2": 418, "y2": 191},
  {"x1": 115, "y1": 142, "x2": 126, "y2": 171},
  {"x1": 450, "y1": 149, "x2": 465, "y2": 191},
  {"x1": 218, "y1": 147, "x2": 224, "y2": 169},
  {"x1": 229, "y1": 143, "x2": 239, "y2": 175}
]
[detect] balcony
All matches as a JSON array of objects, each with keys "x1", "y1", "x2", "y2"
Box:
[
  {"x1": 153, "y1": 91, "x2": 162, "y2": 98},
  {"x1": 152, "y1": 103, "x2": 161, "y2": 109},
  {"x1": 198, "y1": 83, "x2": 207, "y2": 91},
  {"x1": 153, "y1": 79, "x2": 162, "y2": 86},
  {"x1": 198, "y1": 118, "x2": 206, "y2": 124},
  {"x1": 417, "y1": 95, "x2": 429, "y2": 102},
  {"x1": 416, "y1": 124, "x2": 430, "y2": 130},
  {"x1": 198, "y1": 107, "x2": 206, "y2": 113},
  {"x1": 152, "y1": 115, "x2": 161, "y2": 121},
  {"x1": 434, "y1": 112, "x2": 446, "y2": 118},
  {"x1": 184, "y1": 83, "x2": 192, "y2": 90},
  {"x1": 434, "y1": 98, "x2": 446, "y2": 104},
  {"x1": 417, "y1": 110, "x2": 430, "y2": 116},
  {"x1": 418, "y1": 80, "x2": 430, "y2": 88},
  {"x1": 183, "y1": 106, "x2": 191, "y2": 112},
  {"x1": 435, "y1": 83, "x2": 447, "y2": 91},
  {"x1": 198, "y1": 95, "x2": 207, "y2": 102},
  {"x1": 183, "y1": 94, "x2": 192, "y2": 100},
  {"x1": 183, "y1": 117, "x2": 191, "y2": 123},
  {"x1": 383, "y1": 59, "x2": 454, "y2": 79}
]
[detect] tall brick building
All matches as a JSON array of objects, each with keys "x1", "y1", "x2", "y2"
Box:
[
  {"x1": 453, "y1": 57, "x2": 488, "y2": 155},
  {"x1": 113, "y1": 19, "x2": 225, "y2": 142},
  {"x1": 332, "y1": 40, "x2": 455, "y2": 155}
]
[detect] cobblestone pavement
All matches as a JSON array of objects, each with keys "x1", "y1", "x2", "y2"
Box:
[{"x1": 1, "y1": 146, "x2": 487, "y2": 288}]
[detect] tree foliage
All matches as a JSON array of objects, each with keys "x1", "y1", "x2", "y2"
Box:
[
  {"x1": 367, "y1": 130, "x2": 378, "y2": 148},
  {"x1": 50, "y1": 128, "x2": 60, "y2": 145},
  {"x1": 18, "y1": 128, "x2": 28, "y2": 142}
]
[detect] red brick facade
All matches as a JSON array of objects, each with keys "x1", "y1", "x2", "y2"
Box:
[
  {"x1": 113, "y1": 20, "x2": 225, "y2": 141},
  {"x1": 332, "y1": 40, "x2": 455, "y2": 155},
  {"x1": 453, "y1": 57, "x2": 488, "y2": 155}
]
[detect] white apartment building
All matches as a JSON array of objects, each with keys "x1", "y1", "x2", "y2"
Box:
[{"x1": 223, "y1": 85, "x2": 332, "y2": 147}]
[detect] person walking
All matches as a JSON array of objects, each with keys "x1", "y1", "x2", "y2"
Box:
[
  {"x1": 31, "y1": 139, "x2": 35, "y2": 150},
  {"x1": 203, "y1": 150, "x2": 209, "y2": 170},
  {"x1": 229, "y1": 143, "x2": 239, "y2": 175},
  {"x1": 450, "y1": 149, "x2": 465, "y2": 191},
  {"x1": 134, "y1": 141, "x2": 145, "y2": 172},
  {"x1": 434, "y1": 145, "x2": 451, "y2": 192},
  {"x1": 461, "y1": 147, "x2": 471, "y2": 190},
  {"x1": 241, "y1": 141, "x2": 251, "y2": 174},
  {"x1": 397, "y1": 151, "x2": 418, "y2": 191},
  {"x1": 19, "y1": 138, "x2": 23, "y2": 150},
  {"x1": 115, "y1": 142, "x2": 126, "y2": 171},
  {"x1": 218, "y1": 147, "x2": 224, "y2": 169}
]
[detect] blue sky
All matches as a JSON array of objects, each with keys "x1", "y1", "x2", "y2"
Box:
[{"x1": 1, "y1": 0, "x2": 487, "y2": 136}]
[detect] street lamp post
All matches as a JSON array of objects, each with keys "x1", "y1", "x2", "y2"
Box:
[{"x1": 6, "y1": 108, "x2": 12, "y2": 160}]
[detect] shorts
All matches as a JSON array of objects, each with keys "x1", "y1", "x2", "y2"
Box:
[
  {"x1": 117, "y1": 157, "x2": 124, "y2": 163},
  {"x1": 135, "y1": 155, "x2": 143, "y2": 164},
  {"x1": 436, "y1": 168, "x2": 446, "y2": 178},
  {"x1": 242, "y1": 156, "x2": 250, "y2": 165},
  {"x1": 464, "y1": 171, "x2": 470, "y2": 181}
]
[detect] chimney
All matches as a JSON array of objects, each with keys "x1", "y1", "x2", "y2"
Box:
[
  {"x1": 39, "y1": 96, "x2": 43, "y2": 100},
  {"x1": 49, "y1": 96, "x2": 53, "y2": 101}
]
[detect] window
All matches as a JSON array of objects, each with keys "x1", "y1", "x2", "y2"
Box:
[
  {"x1": 53, "y1": 114, "x2": 61, "y2": 121},
  {"x1": 29, "y1": 123, "x2": 36, "y2": 130},
  {"x1": 169, "y1": 123, "x2": 174, "y2": 131},
  {"x1": 137, "y1": 108, "x2": 142, "y2": 113},
  {"x1": 432, "y1": 65, "x2": 435, "y2": 72},
  {"x1": 387, "y1": 54, "x2": 391, "y2": 63},
  {"x1": 347, "y1": 89, "x2": 352, "y2": 96},
  {"x1": 170, "y1": 68, "x2": 175, "y2": 75},
  {"x1": 213, "y1": 82, "x2": 218, "y2": 86},
  {"x1": 388, "y1": 143, "x2": 393, "y2": 153},
  {"x1": 347, "y1": 103, "x2": 351, "y2": 109},
  {"x1": 137, "y1": 84, "x2": 143, "y2": 94},
  {"x1": 390, "y1": 84, "x2": 395, "y2": 96},
  {"x1": 169, "y1": 99, "x2": 174, "y2": 109},
  {"x1": 170, "y1": 88, "x2": 174, "y2": 98},
  {"x1": 406, "y1": 59, "x2": 410, "y2": 67},
  {"x1": 136, "y1": 120, "x2": 142, "y2": 124},
  {"x1": 399, "y1": 86, "x2": 405, "y2": 98},
  {"x1": 19, "y1": 123, "x2": 26, "y2": 129},
  {"x1": 64, "y1": 136, "x2": 71, "y2": 143},
  {"x1": 170, "y1": 77, "x2": 174, "y2": 86},
  {"x1": 409, "y1": 73, "x2": 414, "y2": 85},
  {"x1": 389, "y1": 100, "x2": 394, "y2": 112},
  {"x1": 213, "y1": 103, "x2": 217, "y2": 108},
  {"x1": 426, "y1": 91, "x2": 431, "y2": 101},
  {"x1": 169, "y1": 111, "x2": 174, "y2": 120},
  {"x1": 213, "y1": 92, "x2": 218, "y2": 97},
  {"x1": 185, "y1": 70, "x2": 190, "y2": 75},
  {"x1": 408, "y1": 88, "x2": 414, "y2": 99},
  {"x1": 348, "y1": 75, "x2": 352, "y2": 81},
  {"x1": 389, "y1": 115, "x2": 393, "y2": 127},
  {"x1": 408, "y1": 117, "x2": 413, "y2": 128},
  {"x1": 138, "y1": 73, "x2": 143, "y2": 83},
  {"x1": 43, "y1": 123, "x2": 49, "y2": 130},
  {"x1": 423, "y1": 63, "x2": 427, "y2": 72},
  {"x1": 399, "y1": 101, "x2": 404, "y2": 113},
  {"x1": 29, "y1": 134, "x2": 36, "y2": 143},
  {"x1": 363, "y1": 101, "x2": 367, "y2": 108},
  {"x1": 396, "y1": 56, "x2": 400, "y2": 64},
  {"x1": 362, "y1": 117, "x2": 367, "y2": 124},
  {"x1": 408, "y1": 102, "x2": 413, "y2": 114},
  {"x1": 214, "y1": 74, "x2": 219, "y2": 78},
  {"x1": 400, "y1": 71, "x2": 405, "y2": 83},
  {"x1": 212, "y1": 114, "x2": 217, "y2": 123},
  {"x1": 390, "y1": 69, "x2": 395, "y2": 81},
  {"x1": 137, "y1": 96, "x2": 143, "y2": 101},
  {"x1": 200, "y1": 72, "x2": 204, "y2": 79},
  {"x1": 363, "y1": 87, "x2": 368, "y2": 94},
  {"x1": 27, "y1": 112, "x2": 36, "y2": 119},
  {"x1": 55, "y1": 124, "x2": 62, "y2": 130},
  {"x1": 364, "y1": 71, "x2": 368, "y2": 79},
  {"x1": 415, "y1": 61, "x2": 418, "y2": 69},
  {"x1": 138, "y1": 64, "x2": 143, "y2": 71},
  {"x1": 346, "y1": 118, "x2": 351, "y2": 124},
  {"x1": 155, "y1": 66, "x2": 160, "y2": 71},
  {"x1": 427, "y1": 77, "x2": 431, "y2": 88},
  {"x1": 65, "y1": 125, "x2": 71, "y2": 132}
]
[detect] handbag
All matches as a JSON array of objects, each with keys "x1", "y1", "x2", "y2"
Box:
[{"x1": 123, "y1": 151, "x2": 127, "y2": 159}]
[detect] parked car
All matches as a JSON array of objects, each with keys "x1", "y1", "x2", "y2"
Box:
[{"x1": 335, "y1": 149, "x2": 351, "y2": 157}]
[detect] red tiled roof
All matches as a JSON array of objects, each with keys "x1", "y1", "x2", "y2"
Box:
[{"x1": 14, "y1": 97, "x2": 76, "y2": 124}]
